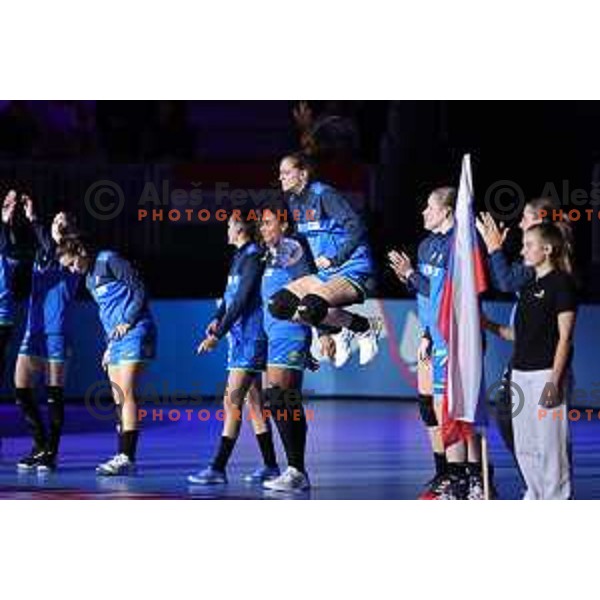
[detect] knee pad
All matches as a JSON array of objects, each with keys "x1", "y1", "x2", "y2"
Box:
[
  {"x1": 418, "y1": 394, "x2": 437, "y2": 427},
  {"x1": 268, "y1": 289, "x2": 300, "y2": 320},
  {"x1": 263, "y1": 385, "x2": 283, "y2": 410},
  {"x1": 281, "y1": 387, "x2": 303, "y2": 408},
  {"x1": 264, "y1": 385, "x2": 303, "y2": 412},
  {"x1": 297, "y1": 294, "x2": 329, "y2": 326}
]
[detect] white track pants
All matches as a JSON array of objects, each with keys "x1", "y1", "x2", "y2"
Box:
[{"x1": 511, "y1": 369, "x2": 572, "y2": 500}]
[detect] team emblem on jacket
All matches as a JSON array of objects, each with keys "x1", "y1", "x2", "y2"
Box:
[
  {"x1": 287, "y1": 350, "x2": 302, "y2": 365},
  {"x1": 273, "y1": 239, "x2": 304, "y2": 268}
]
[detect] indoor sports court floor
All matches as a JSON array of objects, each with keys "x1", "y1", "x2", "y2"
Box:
[{"x1": 0, "y1": 400, "x2": 598, "y2": 499}]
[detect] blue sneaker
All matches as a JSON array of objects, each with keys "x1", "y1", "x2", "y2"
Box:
[
  {"x1": 243, "y1": 465, "x2": 281, "y2": 483},
  {"x1": 187, "y1": 466, "x2": 227, "y2": 485}
]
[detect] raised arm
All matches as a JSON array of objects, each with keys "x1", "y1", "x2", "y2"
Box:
[{"x1": 476, "y1": 212, "x2": 533, "y2": 292}]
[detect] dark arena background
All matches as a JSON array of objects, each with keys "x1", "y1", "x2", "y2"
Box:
[{"x1": 1, "y1": 100, "x2": 600, "y2": 499}]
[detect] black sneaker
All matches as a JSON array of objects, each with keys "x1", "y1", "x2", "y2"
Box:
[
  {"x1": 36, "y1": 451, "x2": 57, "y2": 473},
  {"x1": 17, "y1": 449, "x2": 46, "y2": 471},
  {"x1": 438, "y1": 475, "x2": 470, "y2": 500}
]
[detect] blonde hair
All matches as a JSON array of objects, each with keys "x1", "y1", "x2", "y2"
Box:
[
  {"x1": 528, "y1": 223, "x2": 573, "y2": 274},
  {"x1": 430, "y1": 186, "x2": 457, "y2": 211},
  {"x1": 526, "y1": 197, "x2": 574, "y2": 273}
]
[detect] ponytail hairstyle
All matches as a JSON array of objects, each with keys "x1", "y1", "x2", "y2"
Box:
[
  {"x1": 528, "y1": 222, "x2": 574, "y2": 274},
  {"x1": 430, "y1": 186, "x2": 457, "y2": 214},
  {"x1": 526, "y1": 197, "x2": 574, "y2": 273}
]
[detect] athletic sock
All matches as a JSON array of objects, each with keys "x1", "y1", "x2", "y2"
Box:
[
  {"x1": 447, "y1": 461, "x2": 468, "y2": 480},
  {"x1": 434, "y1": 452, "x2": 447, "y2": 476},
  {"x1": 467, "y1": 462, "x2": 482, "y2": 477},
  {"x1": 348, "y1": 314, "x2": 370, "y2": 334},
  {"x1": 287, "y1": 405, "x2": 307, "y2": 473},
  {"x1": 120, "y1": 430, "x2": 139, "y2": 461},
  {"x1": 273, "y1": 390, "x2": 307, "y2": 474},
  {"x1": 114, "y1": 403, "x2": 123, "y2": 435},
  {"x1": 270, "y1": 405, "x2": 296, "y2": 464},
  {"x1": 15, "y1": 387, "x2": 47, "y2": 451},
  {"x1": 211, "y1": 435, "x2": 236, "y2": 472},
  {"x1": 46, "y1": 386, "x2": 65, "y2": 456},
  {"x1": 255, "y1": 430, "x2": 278, "y2": 469}
]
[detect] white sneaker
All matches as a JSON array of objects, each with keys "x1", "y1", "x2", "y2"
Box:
[
  {"x1": 332, "y1": 329, "x2": 353, "y2": 368},
  {"x1": 357, "y1": 318, "x2": 383, "y2": 366},
  {"x1": 96, "y1": 453, "x2": 136, "y2": 476},
  {"x1": 262, "y1": 466, "x2": 310, "y2": 492},
  {"x1": 467, "y1": 474, "x2": 485, "y2": 500}
]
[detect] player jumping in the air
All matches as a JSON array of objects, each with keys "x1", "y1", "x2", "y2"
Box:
[
  {"x1": 15, "y1": 197, "x2": 80, "y2": 473},
  {"x1": 58, "y1": 236, "x2": 156, "y2": 476},
  {"x1": 187, "y1": 213, "x2": 280, "y2": 485},
  {"x1": 271, "y1": 152, "x2": 381, "y2": 368}
]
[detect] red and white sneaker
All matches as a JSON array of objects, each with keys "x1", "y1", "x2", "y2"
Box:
[{"x1": 418, "y1": 473, "x2": 448, "y2": 500}]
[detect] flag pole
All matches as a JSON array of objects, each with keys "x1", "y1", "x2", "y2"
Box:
[{"x1": 481, "y1": 432, "x2": 490, "y2": 500}]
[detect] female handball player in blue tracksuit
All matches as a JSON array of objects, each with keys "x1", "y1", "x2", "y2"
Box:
[
  {"x1": 188, "y1": 213, "x2": 280, "y2": 485},
  {"x1": 15, "y1": 197, "x2": 80, "y2": 473},
  {"x1": 58, "y1": 236, "x2": 156, "y2": 476}
]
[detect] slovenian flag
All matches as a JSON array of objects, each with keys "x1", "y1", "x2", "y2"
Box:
[{"x1": 437, "y1": 154, "x2": 487, "y2": 447}]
